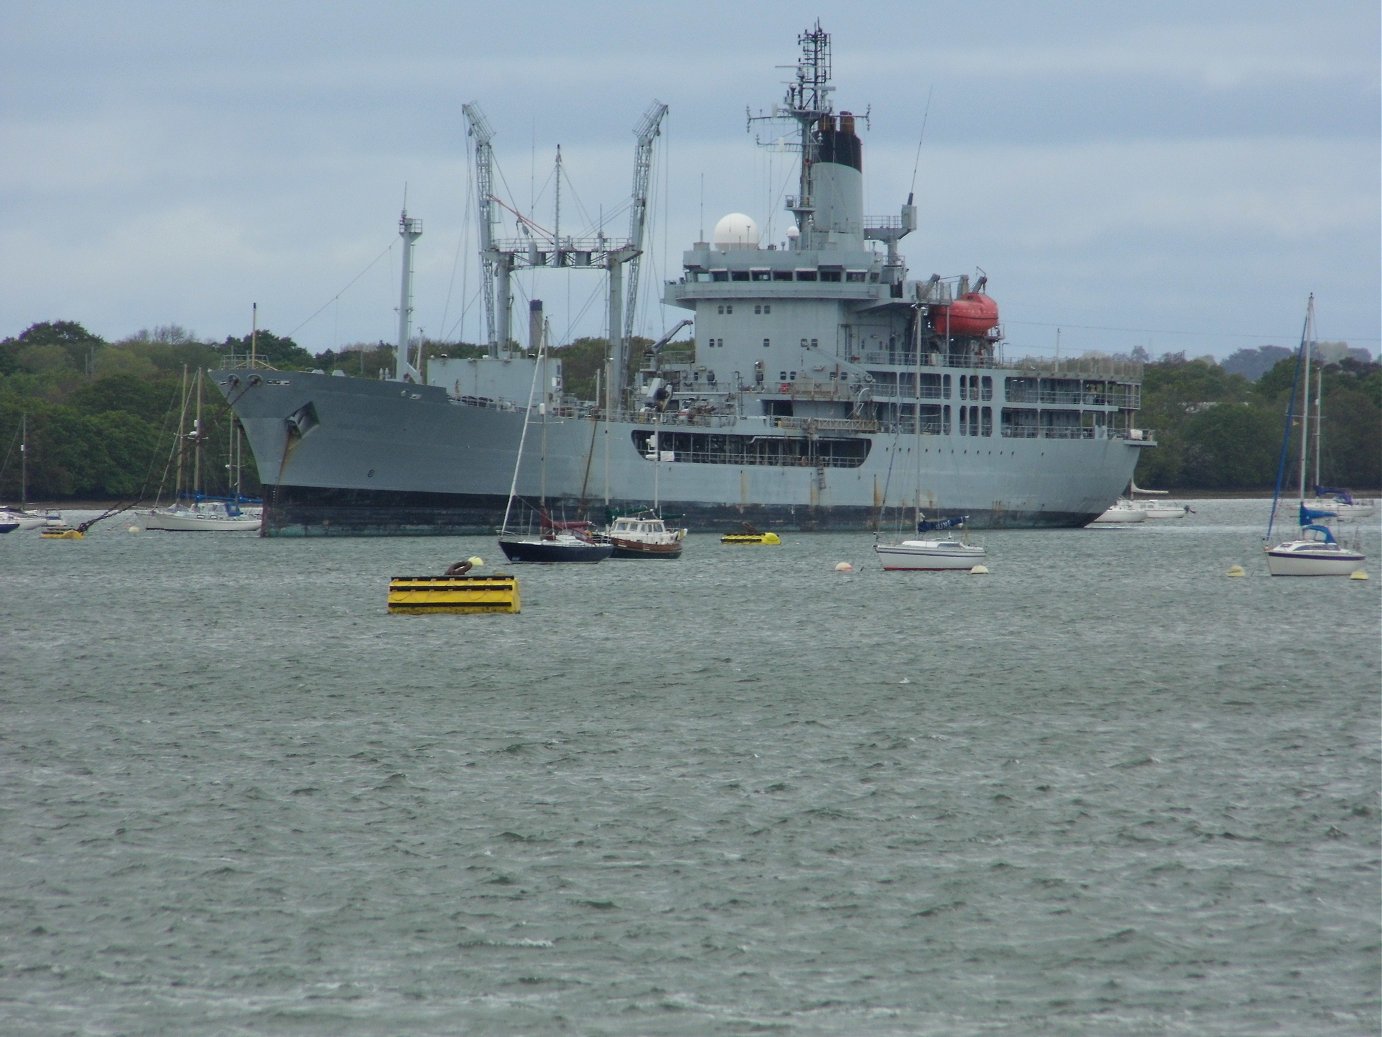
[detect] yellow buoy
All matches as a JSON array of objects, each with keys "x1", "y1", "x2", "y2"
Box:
[
  {"x1": 1349, "y1": 570, "x2": 1369, "y2": 580},
  {"x1": 969, "y1": 564, "x2": 989, "y2": 575},
  {"x1": 1226, "y1": 564, "x2": 1245, "y2": 577},
  {"x1": 387, "y1": 574, "x2": 520, "y2": 614}
]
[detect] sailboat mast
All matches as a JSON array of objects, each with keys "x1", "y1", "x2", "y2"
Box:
[
  {"x1": 193, "y1": 369, "x2": 204, "y2": 502},
  {"x1": 1298, "y1": 295, "x2": 1314, "y2": 502},
  {"x1": 1312, "y1": 366, "x2": 1322, "y2": 494},
  {"x1": 501, "y1": 316, "x2": 545, "y2": 534},
  {"x1": 913, "y1": 306, "x2": 924, "y2": 526},
  {"x1": 539, "y1": 320, "x2": 549, "y2": 507},
  {"x1": 19, "y1": 412, "x2": 27, "y2": 508},
  {"x1": 173, "y1": 366, "x2": 190, "y2": 506}
]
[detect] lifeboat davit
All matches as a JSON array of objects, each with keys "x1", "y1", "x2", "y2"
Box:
[{"x1": 935, "y1": 293, "x2": 999, "y2": 337}]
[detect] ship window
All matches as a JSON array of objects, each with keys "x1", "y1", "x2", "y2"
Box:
[
  {"x1": 754, "y1": 304, "x2": 761, "y2": 314},
  {"x1": 763, "y1": 339, "x2": 771, "y2": 349},
  {"x1": 725, "y1": 305, "x2": 733, "y2": 314},
  {"x1": 717, "y1": 304, "x2": 725, "y2": 314},
  {"x1": 810, "y1": 338, "x2": 818, "y2": 349},
  {"x1": 846, "y1": 270, "x2": 866, "y2": 283},
  {"x1": 800, "y1": 338, "x2": 807, "y2": 348},
  {"x1": 694, "y1": 271, "x2": 713, "y2": 282},
  {"x1": 773, "y1": 269, "x2": 792, "y2": 281},
  {"x1": 796, "y1": 269, "x2": 818, "y2": 281},
  {"x1": 779, "y1": 371, "x2": 787, "y2": 381},
  {"x1": 731, "y1": 270, "x2": 750, "y2": 282},
  {"x1": 711, "y1": 270, "x2": 728, "y2": 282},
  {"x1": 763, "y1": 304, "x2": 771, "y2": 313},
  {"x1": 821, "y1": 269, "x2": 842, "y2": 283},
  {"x1": 752, "y1": 269, "x2": 771, "y2": 281}
]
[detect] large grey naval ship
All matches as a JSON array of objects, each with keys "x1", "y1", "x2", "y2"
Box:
[{"x1": 217, "y1": 23, "x2": 1152, "y2": 537}]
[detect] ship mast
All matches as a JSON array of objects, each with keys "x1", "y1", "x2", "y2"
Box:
[
  {"x1": 748, "y1": 21, "x2": 833, "y2": 245},
  {"x1": 396, "y1": 208, "x2": 423, "y2": 381}
]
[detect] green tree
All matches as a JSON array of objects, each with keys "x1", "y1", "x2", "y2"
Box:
[{"x1": 1178, "y1": 405, "x2": 1281, "y2": 489}]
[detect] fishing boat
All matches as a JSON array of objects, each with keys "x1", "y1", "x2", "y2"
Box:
[
  {"x1": 599, "y1": 414, "x2": 687, "y2": 558},
  {"x1": 497, "y1": 318, "x2": 612, "y2": 564},
  {"x1": 604, "y1": 511, "x2": 686, "y2": 559},
  {"x1": 216, "y1": 22, "x2": 1152, "y2": 538},
  {"x1": 136, "y1": 368, "x2": 262, "y2": 533},
  {"x1": 1264, "y1": 296, "x2": 1365, "y2": 577}
]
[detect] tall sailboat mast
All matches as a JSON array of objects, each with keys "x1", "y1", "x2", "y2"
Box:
[{"x1": 1297, "y1": 296, "x2": 1314, "y2": 502}]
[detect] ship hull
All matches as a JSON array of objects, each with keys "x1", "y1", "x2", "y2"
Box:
[{"x1": 214, "y1": 370, "x2": 1143, "y2": 537}]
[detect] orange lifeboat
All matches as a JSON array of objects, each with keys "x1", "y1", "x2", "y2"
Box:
[{"x1": 934, "y1": 293, "x2": 999, "y2": 337}]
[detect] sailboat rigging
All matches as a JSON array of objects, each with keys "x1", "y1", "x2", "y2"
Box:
[
  {"x1": 497, "y1": 317, "x2": 612, "y2": 563},
  {"x1": 136, "y1": 367, "x2": 262, "y2": 532},
  {"x1": 873, "y1": 310, "x2": 987, "y2": 571},
  {"x1": 1263, "y1": 295, "x2": 1365, "y2": 577}
]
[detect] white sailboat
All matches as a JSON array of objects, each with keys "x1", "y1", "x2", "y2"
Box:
[
  {"x1": 1300, "y1": 365, "x2": 1375, "y2": 520},
  {"x1": 874, "y1": 322, "x2": 987, "y2": 570},
  {"x1": 1127, "y1": 481, "x2": 1191, "y2": 519},
  {"x1": 136, "y1": 368, "x2": 262, "y2": 532},
  {"x1": 1264, "y1": 295, "x2": 1365, "y2": 577},
  {"x1": 1089, "y1": 498, "x2": 1146, "y2": 525},
  {"x1": 0, "y1": 414, "x2": 63, "y2": 530}
]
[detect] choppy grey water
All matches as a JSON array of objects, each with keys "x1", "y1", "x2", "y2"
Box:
[{"x1": 3, "y1": 499, "x2": 1379, "y2": 1036}]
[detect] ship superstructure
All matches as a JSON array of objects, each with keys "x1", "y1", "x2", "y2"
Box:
[{"x1": 216, "y1": 22, "x2": 1151, "y2": 536}]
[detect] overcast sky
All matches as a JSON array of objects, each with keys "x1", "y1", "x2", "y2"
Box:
[{"x1": 4, "y1": 1, "x2": 1378, "y2": 362}]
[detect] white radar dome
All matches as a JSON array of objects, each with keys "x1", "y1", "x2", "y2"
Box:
[{"x1": 712, "y1": 213, "x2": 759, "y2": 248}]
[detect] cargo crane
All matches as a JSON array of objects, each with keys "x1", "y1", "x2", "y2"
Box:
[
  {"x1": 462, "y1": 99, "x2": 667, "y2": 408},
  {"x1": 622, "y1": 101, "x2": 668, "y2": 367},
  {"x1": 461, "y1": 103, "x2": 500, "y2": 356}
]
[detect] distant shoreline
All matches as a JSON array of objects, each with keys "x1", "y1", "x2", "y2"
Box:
[{"x1": 42, "y1": 490, "x2": 1379, "y2": 512}]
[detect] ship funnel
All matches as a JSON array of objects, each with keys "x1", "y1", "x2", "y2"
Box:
[
  {"x1": 811, "y1": 109, "x2": 863, "y2": 242},
  {"x1": 529, "y1": 300, "x2": 543, "y2": 355}
]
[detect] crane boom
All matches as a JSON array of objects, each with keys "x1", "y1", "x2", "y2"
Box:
[
  {"x1": 623, "y1": 101, "x2": 667, "y2": 344},
  {"x1": 462, "y1": 102, "x2": 499, "y2": 353}
]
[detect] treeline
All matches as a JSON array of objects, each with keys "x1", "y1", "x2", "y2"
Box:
[{"x1": 1, "y1": 320, "x2": 1377, "y2": 504}]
